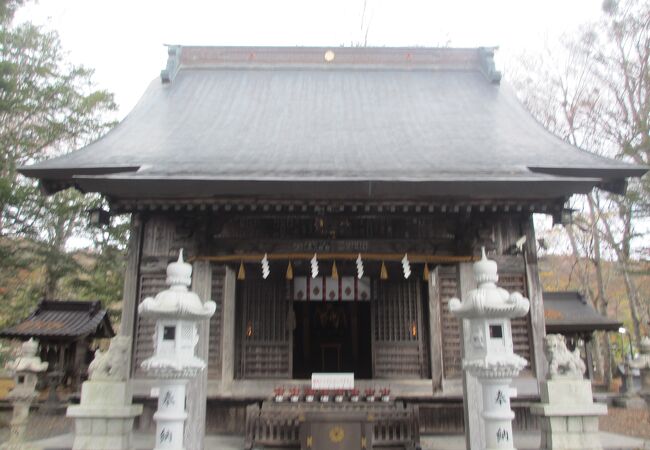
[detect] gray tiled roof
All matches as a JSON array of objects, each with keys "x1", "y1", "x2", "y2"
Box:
[
  {"x1": 20, "y1": 46, "x2": 646, "y2": 200},
  {"x1": 0, "y1": 300, "x2": 115, "y2": 340},
  {"x1": 543, "y1": 291, "x2": 621, "y2": 333}
]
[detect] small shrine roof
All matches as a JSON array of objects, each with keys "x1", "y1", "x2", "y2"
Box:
[
  {"x1": 20, "y1": 46, "x2": 647, "y2": 201},
  {"x1": 0, "y1": 300, "x2": 115, "y2": 341},
  {"x1": 543, "y1": 291, "x2": 621, "y2": 334}
]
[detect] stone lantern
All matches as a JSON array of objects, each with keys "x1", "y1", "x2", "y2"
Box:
[
  {"x1": 138, "y1": 250, "x2": 216, "y2": 450},
  {"x1": 1, "y1": 338, "x2": 48, "y2": 450},
  {"x1": 629, "y1": 336, "x2": 650, "y2": 406},
  {"x1": 449, "y1": 248, "x2": 529, "y2": 450}
]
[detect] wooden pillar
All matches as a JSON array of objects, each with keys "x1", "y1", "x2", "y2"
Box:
[
  {"x1": 221, "y1": 266, "x2": 237, "y2": 386},
  {"x1": 72, "y1": 338, "x2": 88, "y2": 390},
  {"x1": 119, "y1": 213, "x2": 143, "y2": 376},
  {"x1": 351, "y1": 303, "x2": 358, "y2": 367},
  {"x1": 585, "y1": 335, "x2": 595, "y2": 381},
  {"x1": 459, "y1": 262, "x2": 484, "y2": 450},
  {"x1": 524, "y1": 215, "x2": 547, "y2": 381},
  {"x1": 184, "y1": 260, "x2": 212, "y2": 450},
  {"x1": 428, "y1": 267, "x2": 444, "y2": 392},
  {"x1": 302, "y1": 302, "x2": 310, "y2": 367}
]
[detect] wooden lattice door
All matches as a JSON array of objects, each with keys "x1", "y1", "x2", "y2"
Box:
[
  {"x1": 236, "y1": 278, "x2": 292, "y2": 379},
  {"x1": 371, "y1": 278, "x2": 428, "y2": 378}
]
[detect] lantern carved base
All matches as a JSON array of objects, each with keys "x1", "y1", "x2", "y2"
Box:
[
  {"x1": 67, "y1": 380, "x2": 143, "y2": 450},
  {"x1": 531, "y1": 379, "x2": 607, "y2": 450}
]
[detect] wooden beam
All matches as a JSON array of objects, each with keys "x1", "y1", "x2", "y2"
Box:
[
  {"x1": 120, "y1": 213, "x2": 143, "y2": 376},
  {"x1": 524, "y1": 215, "x2": 547, "y2": 381},
  {"x1": 221, "y1": 266, "x2": 237, "y2": 386},
  {"x1": 428, "y1": 267, "x2": 444, "y2": 392},
  {"x1": 193, "y1": 253, "x2": 476, "y2": 264},
  {"x1": 185, "y1": 259, "x2": 212, "y2": 449},
  {"x1": 459, "y1": 262, "x2": 484, "y2": 450}
]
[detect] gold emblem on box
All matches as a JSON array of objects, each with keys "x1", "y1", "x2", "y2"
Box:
[{"x1": 329, "y1": 425, "x2": 345, "y2": 443}]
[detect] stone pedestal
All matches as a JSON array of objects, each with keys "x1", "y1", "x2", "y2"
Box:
[
  {"x1": 67, "y1": 381, "x2": 143, "y2": 450},
  {"x1": 532, "y1": 373, "x2": 607, "y2": 449},
  {"x1": 66, "y1": 335, "x2": 142, "y2": 450}
]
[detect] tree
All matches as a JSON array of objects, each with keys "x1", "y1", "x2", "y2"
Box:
[
  {"x1": 591, "y1": 0, "x2": 650, "y2": 345},
  {"x1": 0, "y1": 1, "x2": 125, "y2": 327},
  {"x1": 509, "y1": 0, "x2": 649, "y2": 386}
]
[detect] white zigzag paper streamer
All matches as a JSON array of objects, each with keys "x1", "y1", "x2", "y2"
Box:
[
  {"x1": 310, "y1": 253, "x2": 319, "y2": 278},
  {"x1": 402, "y1": 253, "x2": 411, "y2": 279},
  {"x1": 261, "y1": 253, "x2": 270, "y2": 279},
  {"x1": 356, "y1": 253, "x2": 364, "y2": 279}
]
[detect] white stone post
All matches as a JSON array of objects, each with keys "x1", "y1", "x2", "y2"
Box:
[
  {"x1": 154, "y1": 381, "x2": 188, "y2": 448},
  {"x1": 450, "y1": 248, "x2": 530, "y2": 450},
  {"x1": 1, "y1": 339, "x2": 48, "y2": 450},
  {"x1": 138, "y1": 250, "x2": 216, "y2": 450}
]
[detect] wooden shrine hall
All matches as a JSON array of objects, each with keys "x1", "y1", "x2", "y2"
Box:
[{"x1": 20, "y1": 46, "x2": 646, "y2": 441}]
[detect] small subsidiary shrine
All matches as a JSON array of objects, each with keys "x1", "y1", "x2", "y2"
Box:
[
  {"x1": 0, "y1": 300, "x2": 115, "y2": 390},
  {"x1": 19, "y1": 46, "x2": 646, "y2": 437}
]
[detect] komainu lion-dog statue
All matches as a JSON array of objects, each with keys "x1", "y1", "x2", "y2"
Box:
[{"x1": 544, "y1": 334, "x2": 586, "y2": 379}]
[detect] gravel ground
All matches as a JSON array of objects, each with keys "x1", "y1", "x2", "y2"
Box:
[
  {"x1": 600, "y1": 407, "x2": 650, "y2": 440},
  {"x1": 0, "y1": 410, "x2": 72, "y2": 443}
]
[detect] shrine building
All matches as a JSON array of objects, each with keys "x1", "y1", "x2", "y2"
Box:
[{"x1": 20, "y1": 46, "x2": 646, "y2": 436}]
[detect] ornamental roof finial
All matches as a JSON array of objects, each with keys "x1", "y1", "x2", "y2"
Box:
[
  {"x1": 473, "y1": 246, "x2": 498, "y2": 285},
  {"x1": 166, "y1": 248, "x2": 192, "y2": 288}
]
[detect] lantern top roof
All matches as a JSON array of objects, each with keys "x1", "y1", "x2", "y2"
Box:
[
  {"x1": 138, "y1": 250, "x2": 216, "y2": 320},
  {"x1": 449, "y1": 249, "x2": 530, "y2": 319},
  {"x1": 6, "y1": 338, "x2": 48, "y2": 373}
]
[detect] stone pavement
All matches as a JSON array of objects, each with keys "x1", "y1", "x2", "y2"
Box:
[{"x1": 28, "y1": 430, "x2": 650, "y2": 449}]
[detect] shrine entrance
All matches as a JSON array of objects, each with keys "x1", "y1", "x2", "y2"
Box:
[
  {"x1": 234, "y1": 267, "x2": 431, "y2": 380},
  {"x1": 292, "y1": 301, "x2": 372, "y2": 378}
]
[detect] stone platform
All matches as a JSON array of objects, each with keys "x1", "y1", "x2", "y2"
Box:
[{"x1": 27, "y1": 431, "x2": 650, "y2": 450}]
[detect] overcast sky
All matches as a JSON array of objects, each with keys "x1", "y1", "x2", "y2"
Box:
[{"x1": 17, "y1": 0, "x2": 605, "y2": 118}]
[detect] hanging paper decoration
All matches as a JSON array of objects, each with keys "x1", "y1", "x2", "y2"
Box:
[
  {"x1": 423, "y1": 263, "x2": 430, "y2": 282},
  {"x1": 311, "y1": 277, "x2": 324, "y2": 300},
  {"x1": 286, "y1": 261, "x2": 294, "y2": 280},
  {"x1": 341, "y1": 277, "x2": 355, "y2": 300},
  {"x1": 402, "y1": 253, "x2": 411, "y2": 279},
  {"x1": 356, "y1": 253, "x2": 364, "y2": 279},
  {"x1": 380, "y1": 261, "x2": 388, "y2": 280},
  {"x1": 294, "y1": 276, "x2": 370, "y2": 302},
  {"x1": 325, "y1": 277, "x2": 338, "y2": 301},
  {"x1": 294, "y1": 277, "x2": 307, "y2": 300},
  {"x1": 331, "y1": 261, "x2": 338, "y2": 279},
  {"x1": 310, "y1": 253, "x2": 319, "y2": 278},
  {"x1": 237, "y1": 261, "x2": 246, "y2": 280},
  {"x1": 357, "y1": 277, "x2": 371, "y2": 300},
  {"x1": 261, "y1": 253, "x2": 270, "y2": 279}
]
